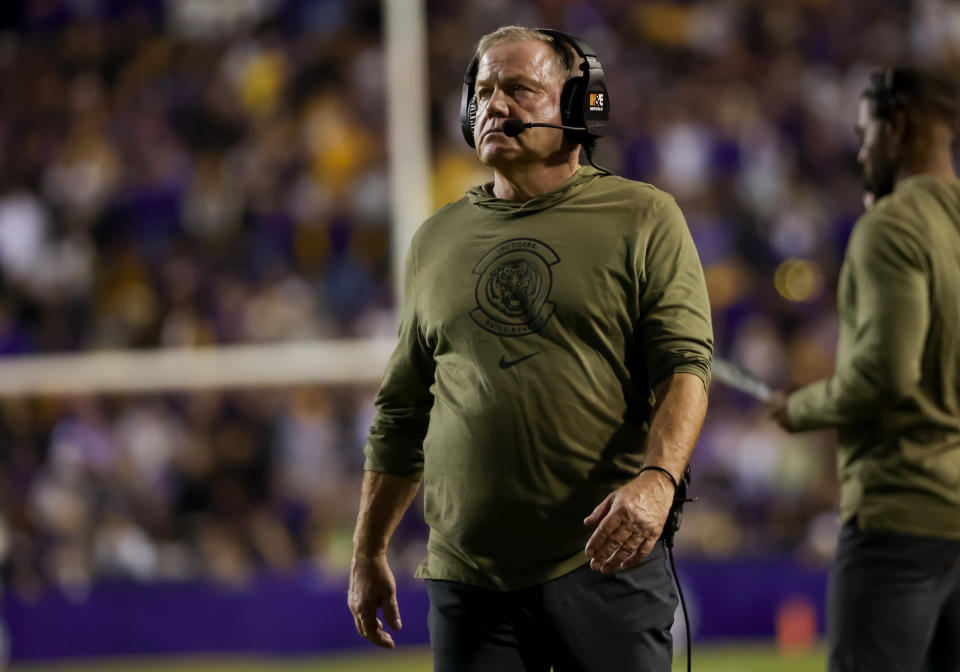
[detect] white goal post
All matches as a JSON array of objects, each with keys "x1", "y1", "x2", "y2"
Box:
[
  {"x1": 0, "y1": 1, "x2": 430, "y2": 399},
  {"x1": 0, "y1": 339, "x2": 396, "y2": 396}
]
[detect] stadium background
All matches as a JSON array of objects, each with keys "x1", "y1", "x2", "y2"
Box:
[{"x1": 0, "y1": 0, "x2": 958, "y2": 670}]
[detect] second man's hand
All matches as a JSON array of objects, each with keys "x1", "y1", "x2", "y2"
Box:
[
  {"x1": 583, "y1": 468, "x2": 676, "y2": 573},
  {"x1": 768, "y1": 390, "x2": 796, "y2": 432}
]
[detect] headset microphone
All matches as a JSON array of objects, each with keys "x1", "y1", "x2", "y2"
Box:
[
  {"x1": 502, "y1": 118, "x2": 588, "y2": 137},
  {"x1": 500, "y1": 118, "x2": 609, "y2": 173}
]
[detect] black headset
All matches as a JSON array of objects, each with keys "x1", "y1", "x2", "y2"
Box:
[
  {"x1": 864, "y1": 67, "x2": 903, "y2": 118},
  {"x1": 459, "y1": 28, "x2": 609, "y2": 148}
]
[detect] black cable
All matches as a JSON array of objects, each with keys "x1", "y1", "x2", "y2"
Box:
[
  {"x1": 662, "y1": 466, "x2": 694, "y2": 672},
  {"x1": 665, "y1": 540, "x2": 692, "y2": 672},
  {"x1": 582, "y1": 141, "x2": 612, "y2": 175}
]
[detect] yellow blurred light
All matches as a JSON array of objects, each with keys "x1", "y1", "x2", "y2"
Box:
[
  {"x1": 432, "y1": 151, "x2": 492, "y2": 210},
  {"x1": 704, "y1": 261, "x2": 746, "y2": 310},
  {"x1": 240, "y1": 50, "x2": 286, "y2": 117},
  {"x1": 633, "y1": 4, "x2": 693, "y2": 46},
  {"x1": 774, "y1": 258, "x2": 824, "y2": 302}
]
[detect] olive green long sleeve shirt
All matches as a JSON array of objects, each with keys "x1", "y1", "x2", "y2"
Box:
[
  {"x1": 788, "y1": 175, "x2": 960, "y2": 539},
  {"x1": 364, "y1": 167, "x2": 713, "y2": 590}
]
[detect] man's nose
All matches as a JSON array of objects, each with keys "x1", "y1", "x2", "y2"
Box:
[{"x1": 486, "y1": 88, "x2": 511, "y2": 117}]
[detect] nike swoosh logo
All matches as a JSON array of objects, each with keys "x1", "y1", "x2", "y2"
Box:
[{"x1": 498, "y1": 351, "x2": 542, "y2": 369}]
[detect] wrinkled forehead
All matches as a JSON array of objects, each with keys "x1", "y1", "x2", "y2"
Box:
[{"x1": 476, "y1": 40, "x2": 562, "y2": 85}]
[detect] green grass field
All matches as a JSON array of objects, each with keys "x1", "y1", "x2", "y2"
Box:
[{"x1": 10, "y1": 643, "x2": 826, "y2": 671}]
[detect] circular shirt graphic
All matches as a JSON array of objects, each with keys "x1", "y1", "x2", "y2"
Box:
[{"x1": 470, "y1": 238, "x2": 560, "y2": 337}]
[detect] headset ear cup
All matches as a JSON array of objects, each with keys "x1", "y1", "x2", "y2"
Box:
[
  {"x1": 468, "y1": 96, "x2": 478, "y2": 141},
  {"x1": 560, "y1": 78, "x2": 579, "y2": 126},
  {"x1": 560, "y1": 77, "x2": 586, "y2": 142},
  {"x1": 460, "y1": 55, "x2": 480, "y2": 148},
  {"x1": 460, "y1": 91, "x2": 477, "y2": 148}
]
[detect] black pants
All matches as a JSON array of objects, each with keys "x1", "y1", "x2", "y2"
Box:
[
  {"x1": 828, "y1": 519, "x2": 960, "y2": 672},
  {"x1": 427, "y1": 541, "x2": 677, "y2": 672}
]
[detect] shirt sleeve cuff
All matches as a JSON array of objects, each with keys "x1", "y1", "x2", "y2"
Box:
[{"x1": 363, "y1": 442, "x2": 424, "y2": 479}]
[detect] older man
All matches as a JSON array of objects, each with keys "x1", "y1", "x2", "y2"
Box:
[{"x1": 348, "y1": 26, "x2": 712, "y2": 672}]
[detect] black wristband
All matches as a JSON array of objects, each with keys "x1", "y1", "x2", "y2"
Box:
[{"x1": 638, "y1": 465, "x2": 679, "y2": 491}]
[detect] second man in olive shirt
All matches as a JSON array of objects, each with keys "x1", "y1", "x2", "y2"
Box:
[{"x1": 772, "y1": 67, "x2": 960, "y2": 672}]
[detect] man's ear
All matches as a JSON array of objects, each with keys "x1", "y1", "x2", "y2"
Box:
[{"x1": 887, "y1": 108, "x2": 909, "y2": 150}]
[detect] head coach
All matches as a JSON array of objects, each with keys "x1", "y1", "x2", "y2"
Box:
[{"x1": 348, "y1": 26, "x2": 713, "y2": 672}]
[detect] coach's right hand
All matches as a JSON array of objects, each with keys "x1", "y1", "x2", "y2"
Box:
[{"x1": 348, "y1": 552, "x2": 402, "y2": 648}]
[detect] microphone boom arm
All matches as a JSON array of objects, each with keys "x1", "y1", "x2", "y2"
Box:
[{"x1": 502, "y1": 118, "x2": 587, "y2": 137}]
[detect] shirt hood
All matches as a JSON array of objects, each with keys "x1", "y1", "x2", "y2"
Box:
[{"x1": 467, "y1": 166, "x2": 605, "y2": 218}]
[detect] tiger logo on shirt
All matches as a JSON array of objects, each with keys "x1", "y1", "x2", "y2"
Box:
[
  {"x1": 487, "y1": 259, "x2": 543, "y2": 317},
  {"x1": 470, "y1": 238, "x2": 559, "y2": 336}
]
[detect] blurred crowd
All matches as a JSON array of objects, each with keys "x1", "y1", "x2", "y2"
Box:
[
  {"x1": 0, "y1": 387, "x2": 378, "y2": 598},
  {"x1": 0, "y1": 0, "x2": 958, "y2": 595}
]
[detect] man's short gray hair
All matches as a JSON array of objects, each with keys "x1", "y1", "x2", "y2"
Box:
[{"x1": 475, "y1": 26, "x2": 579, "y2": 84}]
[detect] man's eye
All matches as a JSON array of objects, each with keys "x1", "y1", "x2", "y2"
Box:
[{"x1": 476, "y1": 88, "x2": 491, "y2": 100}]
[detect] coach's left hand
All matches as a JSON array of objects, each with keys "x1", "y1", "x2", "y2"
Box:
[{"x1": 583, "y1": 469, "x2": 675, "y2": 573}]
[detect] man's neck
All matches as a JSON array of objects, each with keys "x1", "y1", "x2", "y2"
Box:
[
  {"x1": 896, "y1": 153, "x2": 958, "y2": 186},
  {"x1": 895, "y1": 129, "x2": 958, "y2": 186},
  {"x1": 491, "y1": 159, "x2": 581, "y2": 202}
]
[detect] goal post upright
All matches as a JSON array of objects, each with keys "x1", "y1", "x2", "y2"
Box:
[{"x1": 384, "y1": 0, "x2": 432, "y2": 311}]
